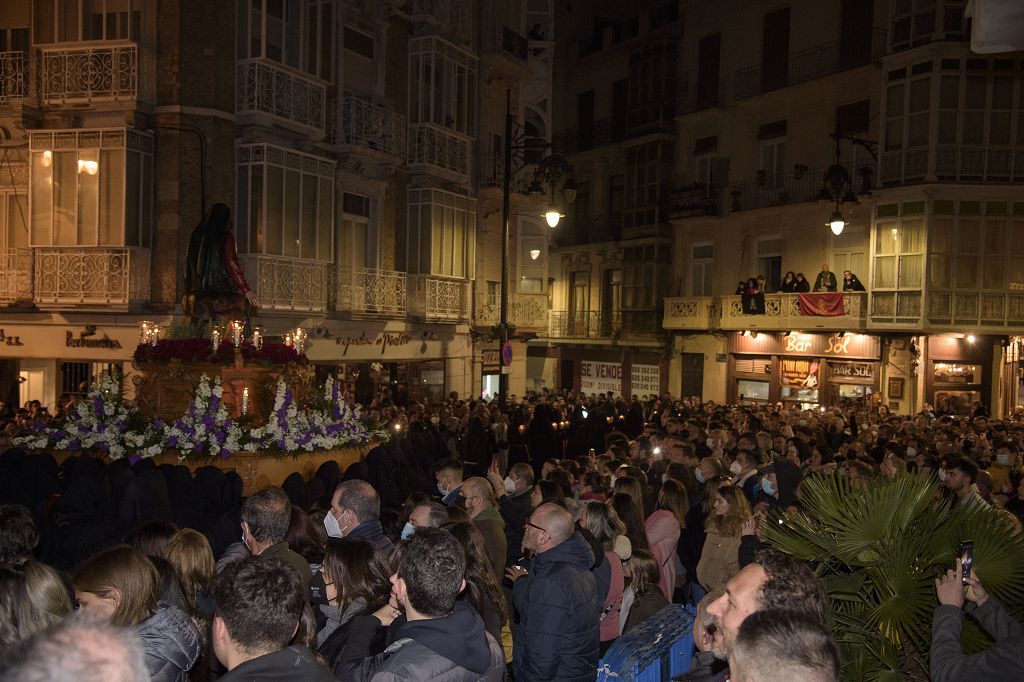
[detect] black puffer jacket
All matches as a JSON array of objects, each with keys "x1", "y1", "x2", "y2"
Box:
[
  {"x1": 512, "y1": 532, "x2": 599, "y2": 682},
  {"x1": 135, "y1": 604, "x2": 201, "y2": 682}
]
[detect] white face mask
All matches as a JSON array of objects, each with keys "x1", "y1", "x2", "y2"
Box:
[
  {"x1": 730, "y1": 461, "x2": 743, "y2": 476},
  {"x1": 906, "y1": 447, "x2": 917, "y2": 458},
  {"x1": 324, "y1": 510, "x2": 349, "y2": 538},
  {"x1": 706, "y1": 438, "x2": 716, "y2": 448},
  {"x1": 938, "y1": 468, "x2": 947, "y2": 482},
  {"x1": 504, "y1": 476, "x2": 517, "y2": 494}
]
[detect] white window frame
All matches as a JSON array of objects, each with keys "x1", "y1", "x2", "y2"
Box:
[{"x1": 690, "y1": 241, "x2": 714, "y2": 296}]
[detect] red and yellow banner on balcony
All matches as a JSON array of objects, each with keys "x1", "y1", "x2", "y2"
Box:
[{"x1": 798, "y1": 292, "x2": 845, "y2": 316}]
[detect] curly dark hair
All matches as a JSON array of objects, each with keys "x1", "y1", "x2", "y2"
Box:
[
  {"x1": 754, "y1": 548, "x2": 827, "y2": 626},
  {"x1": 0, "y1": 505, "x2": 39, "y2": 568}
]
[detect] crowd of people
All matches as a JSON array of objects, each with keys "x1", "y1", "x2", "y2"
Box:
[
  {"x1": 736, "y1": 264, "x2": 866, "y2": 314},
  {"x1": 2, "y1": 387, "x2": 1024, "y2": 681}
]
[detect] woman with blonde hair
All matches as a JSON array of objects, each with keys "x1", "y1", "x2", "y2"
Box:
[
  {"x1": 162, "y1": 529, "x2": 216, "y2": 620},
  {"x1": 0, "y1": 560, "x2": 72, "y2": 647},
  {"x1": 645, "y1": 479, "x2": 688, "y2": 600},
  {"x1": 73, "y1": 545, "x2": 201, "y2": 682},
  {"x1": 696, "y1": 484, "x2": 752, "y2": 592}
]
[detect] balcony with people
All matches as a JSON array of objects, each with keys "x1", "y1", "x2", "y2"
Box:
[{"x1": 664, "y1": 266, "x2": 869, "y2": 332}]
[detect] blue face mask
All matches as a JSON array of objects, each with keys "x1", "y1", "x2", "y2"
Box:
[
  {"x1": 401, "y1": 522, "x2": 415, "y2": 540},
  {"x1": 695, "y1": 469, "x2": 706, "y2": 484},
  {"x1": 762, "y1": 477, "x2": 776, "y2": 497},
  {"x1": 997, "y1": 454, "x2": 1011, "y2": 466}
]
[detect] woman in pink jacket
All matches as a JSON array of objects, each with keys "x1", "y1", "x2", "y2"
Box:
[
  {"x1": 580, "y1": 501, "x2": 631, "y2": 651},
  {"x1": 645, "y1": 479, "x2": 688, "y2": 601}
]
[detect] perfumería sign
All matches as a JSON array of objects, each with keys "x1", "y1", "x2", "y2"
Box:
[
  {"x1": 580, "y1": 361, "x2": 622, "y2": 396},
  {"x1": 335, "y1": 332, "x2": 413, "y2": 355},
  {"x1": 65, "y1": 330, "x2": 122, "y2": 349}
]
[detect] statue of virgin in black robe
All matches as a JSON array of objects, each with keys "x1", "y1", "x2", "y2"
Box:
[{"x1": 183, "y1": 203, "x2": 259, "y2": 321}]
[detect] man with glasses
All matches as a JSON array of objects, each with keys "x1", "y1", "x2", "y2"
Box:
[{"x1": 506, "y1": 503, "x2": 599, "y2": 682}]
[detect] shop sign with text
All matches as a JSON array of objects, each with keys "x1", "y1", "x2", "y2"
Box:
[
  {"x1": 580, "y1": 361, "x2": 622, "y2": 396},
  {"x1": 630, "y1": 363, "x2": 661, "y2": 396},
  {"x1": 730, "y1": 332, "x2": 880, "y2": 360}
]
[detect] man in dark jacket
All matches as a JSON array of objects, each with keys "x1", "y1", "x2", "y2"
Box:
[
  {"x1": 241, "y1": 487, "x2": 312, "y2": 593},
  {"x1": 337, "y1": 527, "x2": 505, "y2": 681},
  {"x1": 327, "y1": 480, "x2": 394, "y2": 555},
  {"x1": 488, "y1": 461, "x2": 535, "y2": 564},
  {"x1": 507, "y1": 503, "x2": 599, "y2": 682},
  {"x1": 211, "y1": 556, "x2": 332, "y2": 681},
  {"x1": 462, "y1": 476, "x2": 507, "y2": 584},
  {"x1": 931, "y1": 559, "x2": 1024, "y2": 681}
]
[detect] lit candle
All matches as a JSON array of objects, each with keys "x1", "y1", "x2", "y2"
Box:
[
  {"x1": 150, "y1": 325, "x2": 160, "y2": 347},
  {"x1": 242, "y1": 387, "x2": 249, "y2": 416},
  {"x1": 284, "y1": 333, "x2": 293, "y2": 348},
  {"x1": 211, "y1": 329, "x2": 221, "y2": 351},
  {"x1": 518, "y1": 424, "x2": 525, "y2": 433},
  {"x1": 230, "y1": 320, "x2": 243, "y2": 346},
  {"x1": 551, "y1": 422, "x2": 558, "y2": 430},
  {"x1": 251, "y1": 327, "x2": 263, "y2": 350},
  {"x1": 139, "y1": 321, "x2": 152, "y2": 345}
]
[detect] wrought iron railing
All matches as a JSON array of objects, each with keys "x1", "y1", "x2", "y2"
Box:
[
  {"x1": 677, "y1": 78, "x2": 729, "y2": 114},
  {"x1": 408, "y1": 275, "x2": 469, "y2": 321},
  {"x1": 552, "y1": 117, "x2": 622, "y2": 154},
  {"x1": 727, "y1": 162, "x2": 862, "y2": 212},
  {"x1": 41, "y1": 43, "x2": 137, "y2": 105},
  {"x1": 0, "y1": 51, "x2": 28, "y2": 103},
  {"x1": 547, "y1": 310, "x2": 623, "y2": 339},
  {"x1": 733, "y1": 30, "x2": 886, "y2": 100},
  {"x1": 933, "y1": 145, "x2": 1024, "y2": 183},
  {"x1": 406, "y1": 0, "x2": 471, "y2": 43},
  {"x1": 474, "y1": 292, "x2": 548, "y2": 329},
  {"x1": 341, "y1": 97, "x2": 407, "y2": 159},
  {"x1": 337, "y1": 266, "x2": 408, "y2": 317},
  {"x1": 408, "y1": 123, "x2": 471, "y2": 178},
  {"x1": 33, "y1": 247, "x2": 149, "y2": 308},
  {"x1": 669, "y1": 184, "x2": 720, "y2": 218},
  {"x1": 482, "y1": 15, "x2": 528, "y2": 62},
  {"x1": 0, "y1": 248, "x2": 31, "y2": 304},
  {"x1": 235, "y1": 58, "x2": 327, "y2": 134},
  {"x1": 240, "y1": 255, "x2": 331, "y2": 313}
]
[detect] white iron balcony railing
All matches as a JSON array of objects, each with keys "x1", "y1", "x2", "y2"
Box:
[
  {"x1": 41, "y1": 43, "x2": 137, "y2": 105},
  {"x1": 933, "y1": 145, "x2": 1024, "y2": 183},
  {"x1": 408, "y1": 123, "x2": 471, "y2": 180},
  {"x1": 341, "y1": 97, "x2": 407, "y2": 159},
  {"x1": 337, "y1": 266, "x2": 408, "y2": 317},
  {"x1": 720, "y1": 292, "x2": 867, "y2": 331},
  {"x1": 409, "y1": 275, "x2": 469, "y2": 321},
  {"x1": 481, "y1": 15, "x2": 528, "y2": 63},
  {"x1": 33, "y1": 247, "x2": 149, "y2": 309},
  {"x1": 235, "y1": 58, "x2": 327, "y2": 136},
  {"x1": 240, "y1": 254, "x2": 331, "y2": 313},
  {"x1": 0, "y1": 248, "x2": 32, "y2": 304},
  {"x1": 662, "y1": 297, "x2": 720, "y2": 330},
  {"x1": 0, "y1": 51, "x2": 28, "y2": 103},
  {"x1": 474, "y1": 292, "x2": 548, "y2": 329}
]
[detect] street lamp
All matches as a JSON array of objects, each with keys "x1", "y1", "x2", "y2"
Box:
[
  {"x1": 498, "y1": 90, "x2": 576, "y2": 410},
  {"x1": 817, "y1": 132, "x2": 877, "y2": 236}
]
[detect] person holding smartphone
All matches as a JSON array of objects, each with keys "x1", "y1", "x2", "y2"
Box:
[{"x1": 930, "y1": 558, "x2": 1024, "y2": 681}]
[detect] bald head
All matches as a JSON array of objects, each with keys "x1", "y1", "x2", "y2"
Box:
[
  {"x1": 460, "y1": 477, "x2": 496, "y2": 518},
  {"x1": 535, "y1": 503, "x2": 573, "y2": 544}
]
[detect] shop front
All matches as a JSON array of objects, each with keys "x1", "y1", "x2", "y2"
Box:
[
  {"x1": 527, "y1": 345, "x2": 668, "y2": 398},
  {"x1": 305, "y1": 323, "x2": 472, "y2": 406},
  {"x1": 728, "y1": 332, "x2": 882, "y2": 408},
  {"x1": 925, "y1": 334, "x2": 996, "y2": 416}
]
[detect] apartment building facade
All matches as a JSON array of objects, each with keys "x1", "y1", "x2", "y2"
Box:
[
  {"x1": 529, "y1": 0, "x2": 681, "y2": 398},
  {"x1": 663, "y1": 0, "x2": 1024, "y2": 416},
  {"x1": 0, "y1": 0, "x2": 553, "y2": 409}
]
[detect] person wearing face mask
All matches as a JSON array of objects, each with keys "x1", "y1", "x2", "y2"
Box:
[
  {"x1": 326, "y1": 481, "x2": 393, "y2": 555},
  {"x1": 460, "y1": 477, "x2": 507, "y2": 585},
  {"x1": 730, "y1": 449, "x2": 762, "y2": 504},
  {"x1": 240, "y1": 487, "x2": 312, "y2": 593},
  {"x1": 435, "y1": 460, "x2": 465, "y2": 507},
  {"x1": 988, "y1": 443, "x2": 1017, "y2": 494},
  {"x1": 486, "y1": 461, "x2": 535, "y2": 565},
  {"x1": 403, "y1": 501, "x2": 449, "y2": 540},
  {"x1": 314, "y1": 538, "x2": 391, "y2": 657}
]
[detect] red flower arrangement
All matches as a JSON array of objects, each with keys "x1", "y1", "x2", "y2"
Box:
[{"x1": 134, "y1": 339, "x2": 307, "y2": 366}]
